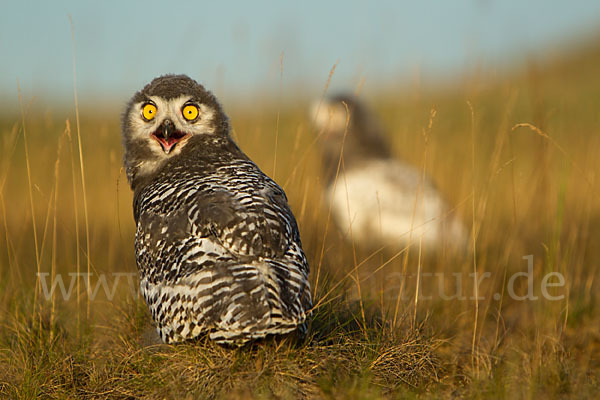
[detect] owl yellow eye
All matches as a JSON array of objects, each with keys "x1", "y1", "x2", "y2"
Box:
[
  {"x1": 142, "y1": 103, "x2": 157, "y2": 121},
  {"x1": 182, "y1": 104, "x2": 199, "y2": 121}
]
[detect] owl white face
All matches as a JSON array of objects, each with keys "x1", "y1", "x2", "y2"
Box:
[
  {"x1": 128, "y1": 95, "x2": 216, "y2": 157},
  {"x1": 311, "y1": 100, "x2": 350, "y2": 136}
]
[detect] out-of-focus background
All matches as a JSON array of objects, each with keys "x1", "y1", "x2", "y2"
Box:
[{"x1": 1, "y1": 1, "x2": 600, "y2": 398}]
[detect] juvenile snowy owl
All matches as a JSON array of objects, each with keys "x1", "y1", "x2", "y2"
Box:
[
  {"x1": 313, "y1": 94, "x2": 467, "y2": 250},
  {"x1": 121, "y1": 74, "x2": 311, "y2": 345}
]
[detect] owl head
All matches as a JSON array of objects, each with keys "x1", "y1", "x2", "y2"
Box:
[
  {"x1": 311, "y1": 94, "x2": 391, "y2": 177},
  {"x1": 121, "y1": 74, "x2": 229, "y2": 186}
]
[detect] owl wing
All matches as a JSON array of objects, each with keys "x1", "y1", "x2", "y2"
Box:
[
  {"x1": 134, "y1": 174, "x2": 303, "y2": 273},
  {"x1": 189, "y1": 178, "x2": 312, "y2": 330},
  {"x1": 190, "y1": 179, "x2": 297, "y2": 261}
]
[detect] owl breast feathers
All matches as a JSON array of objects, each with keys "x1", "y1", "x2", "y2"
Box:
[{"x1": 122, "y1": 75, "x2": 311, "y2": 345}]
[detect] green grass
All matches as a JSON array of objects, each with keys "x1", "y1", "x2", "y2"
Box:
[{"x1": 1, "y1": 42, "x2": 600, "y2": 398}]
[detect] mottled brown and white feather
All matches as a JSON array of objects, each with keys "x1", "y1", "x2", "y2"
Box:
[{"x1": 122, "y1": 75, "x2": 311, "y2": 345}]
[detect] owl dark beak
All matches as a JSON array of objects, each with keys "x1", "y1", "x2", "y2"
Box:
[
  {"x1": 151, "y1": 119, "x2": 190, "y2": 154},
  {"x1": 159, "y1": 119, "x2": 175, "y2": 140}
]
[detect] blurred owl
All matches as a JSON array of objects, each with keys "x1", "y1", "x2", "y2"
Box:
[
  {"x1": 121, "y1": 74, "x2": 311, "y2": 345},
  {"x1": 312, "y1": 94, "x2": 467, "y2": 251}
]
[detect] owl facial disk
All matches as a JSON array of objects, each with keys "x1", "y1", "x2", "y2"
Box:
[
  {"x1": 129, "y1": 95, "x2": 217, "y2": 156},
  {"x1": 151, "y1": 119, "x2": 191, "y2": 154},
  {"x1": 311, "y1": 101, "x2": 349, "y2": 136}
]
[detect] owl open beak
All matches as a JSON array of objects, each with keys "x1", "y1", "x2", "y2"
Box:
[{"x1": 151, "y1": 119, "x2": 190, "y2": 154}]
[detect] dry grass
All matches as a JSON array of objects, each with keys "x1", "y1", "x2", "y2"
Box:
[{"x1": 1, "y1": 40, "x2": 600, "y2": 398}]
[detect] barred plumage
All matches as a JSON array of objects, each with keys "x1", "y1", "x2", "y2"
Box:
[{"x1": 122, "y1": 75, "x2": 311, "y2": 345}]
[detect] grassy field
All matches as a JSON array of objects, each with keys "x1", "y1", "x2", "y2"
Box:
[{"x1": 1, "y1": 41, "x2": 600, "y2": 398}]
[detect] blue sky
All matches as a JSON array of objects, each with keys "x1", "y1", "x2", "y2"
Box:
[{"x1": 2, "y1": 0, "x2": 600, "y2": 106}]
